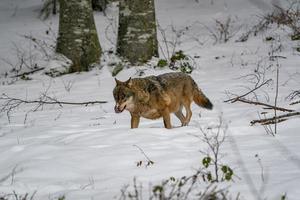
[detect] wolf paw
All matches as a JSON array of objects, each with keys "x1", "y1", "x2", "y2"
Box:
[{"x1": 181, "y1": 121, "x2": 189, "y2": 126}]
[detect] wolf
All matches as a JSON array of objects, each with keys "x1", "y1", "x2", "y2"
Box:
[{"x1": 113, "y1": 72, "x2": 213, "y2": 129}]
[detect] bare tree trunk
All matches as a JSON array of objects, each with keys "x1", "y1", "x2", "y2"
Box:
[
  {"x1": 56, "y1": 0, "x2": 102, "y2": 72},
  {"x1": 52, "y1": 0, "x2": 57, "y2": 15},
  {"x1": 92, "y1": 0, "x2": 107, "y2": 13},
  {"x1": 117, "y1": 0, "x2": 158, "y2": 64}
]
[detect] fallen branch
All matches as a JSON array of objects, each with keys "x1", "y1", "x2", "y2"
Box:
[
  {"x1": 290, "y1": 100, "x2": 300, "y2": 105},
  {"x1": 269, "y1": 55, "x2": 287, "y2": 60},
  {"x1": 224, "y1": 77, "x2": 299, "y2": 128},
  {"x1": 235, "y1": 98, "x2": 294, "y2": 112},
  {"x1": 250, "y1": 112, "x2": 300, "y2": 125},
  {"x1": 0, "y1": 93, "x2": 107, "y2": 122},
  {"x1": 10, "y1": 67, "x2": 45, "y2": 78},
  {"x1": 0, "y1": 94, "x2": 107, "y2": 106},
  {"x1": 224, "y1": 79, "x2": 272, "y2": 103},
  {"x1": 274, "y1": 63, "x2": 279, "y2": 134},
  {"x1": 286, "y1": 90, "x2": 300, "y2": 101},
  {"x1": 260, "y1": 118, "x2": 287, "y2": 125}
]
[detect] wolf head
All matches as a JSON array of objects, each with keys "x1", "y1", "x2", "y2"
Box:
[{"x1": 113, "y1": 78, "x2": 135, "y2": 113}]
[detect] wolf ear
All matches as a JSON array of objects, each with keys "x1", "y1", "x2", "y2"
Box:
[
  {"x1": 115, "y1": 78, "x2": 122, "y2": 85},
  {"x1": 125, "y1": 77, "x2": 132, "y2": 87}
]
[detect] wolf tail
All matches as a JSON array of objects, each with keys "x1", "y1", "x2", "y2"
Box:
[{"x1": 192, "y1": 81, "x2": 213, "y2": 110}]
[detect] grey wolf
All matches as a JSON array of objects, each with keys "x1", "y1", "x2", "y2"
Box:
[{"x1": 113, "y1": 72, "x2": 213, "y2": 129}]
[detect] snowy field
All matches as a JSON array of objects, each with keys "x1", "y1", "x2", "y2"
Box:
[{"x1": 0, "y1": 0, "x2": 300, "y2": 199}]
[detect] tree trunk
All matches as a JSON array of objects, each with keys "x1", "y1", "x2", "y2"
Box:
[
  {"x1": 56, "y1": 0, "x2": 102, "y2": 72},
  {"x1": 92, "y1": 0, "x2": 107, "y2": 13},
  {"x1": 52, "y1": 0, "x2": 57, "y2": 15},
  {"x1": 117, "y1": 0, "x2": 158, "y2": 64}
]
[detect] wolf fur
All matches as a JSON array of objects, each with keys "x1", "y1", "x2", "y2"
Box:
[{"x1": 113, "y1": 72, "x2": 213, "y2": 129}]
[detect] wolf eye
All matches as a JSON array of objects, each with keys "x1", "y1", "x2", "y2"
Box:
[
  {"x1": 125, "y1": 91, "x2": 133, "y2": 98},
  {"x1": 119, "y1": 94, "x2": 125, "y2": 100}
]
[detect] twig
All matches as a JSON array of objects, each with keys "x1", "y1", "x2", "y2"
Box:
[
  {"x1": 287, "y1": 90, "x2": 300, "y2": 100},
  {"x1": 104, "y1": 14, "x2": 118, "y2": 48},
  {"x1": 224, "y1": 79, "x2": 272, "y2": 103},
  {"x1": 0, "y1": 165, "x2": 21, "y2": 185},
  {"x1": 157, "y1": 23, "x2": 171, "y2": 60},
  {"x1": 269, "y1": 55, "x2": 287, "y2": 60},
  {"x1": 10, "y1": 67, "x2": 45, "y2": 78},
  {"x1": 0, "y1": 94, "x2": 107, "y2": 106},
  {"x1": 290, "y1": 100, "x2": 300, "y2": 105},
  {"x1": 250, "y1": 112, "x2": 300, "y2": 125},
  {"x1": 22, "y1": 34, "x2": 51, "y2": 59},
  {"x1": 274, "y1": 62, "x2": 279, "y2": 134},
  {"x1": 133, "y1": 144, "x2": 154, "y2": 167},
  {"x1": 257, "y1": 112, "x2": 274, "y2": 136},
  {"x1": 0, "y1": 93, "x2": 107, "y2": 122},
  {"x1": 235, "y1": 98, "x2": 294, "y2": 112}
]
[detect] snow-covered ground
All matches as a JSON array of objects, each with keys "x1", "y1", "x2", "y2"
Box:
[{"x1": 0, "y1": 0, "x2": 300, "y2": 199}]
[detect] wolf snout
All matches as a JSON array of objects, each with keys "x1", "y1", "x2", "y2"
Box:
[
  {"x1": 114, "y1": 105, "x2": 121, "y2": 113},
  {"x1": 114, "y1": 105, "x2": 125, "y2": 113}
]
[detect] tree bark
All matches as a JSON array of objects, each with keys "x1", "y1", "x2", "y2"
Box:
[
  {"x1": 56, "y1": 0, "x2": 102, "y2": 72},
  {"x1": 92, "y1": 0, "x2": 107, "y2": 12},
  {"x1": 52, "y1": 0, "x2": 57, "y2": 15},
  {"x1": 117, "y1": 0, "x2": 158, "y2": 64}
]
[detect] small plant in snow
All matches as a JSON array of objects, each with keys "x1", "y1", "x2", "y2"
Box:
[
  {"x1": 169, "y1": 50, "x2": 194, "y2": 74},
  {"x1": 119, "y1": 175, "x2": 234, "y2": 200},
  {"x1": 204, "y1": 16, "x2": 239, "y2": 44},
  {"x1": 156, "y1": 59, "x2": 168, "y2": 68},
  {"x1": 196, "y1": 116, "x2": 235, "y2": 182},
  {"x1": 157, "y1": 23, "x2": 189, "y2": 61},
  {"x1": 263, "y1": 3, "x2": 300, "y2": 40},
  {"x1": 0, "y1": 191, "x2": 37, "y2": 200},
  {"x1": 61, "y1": 78, "x2": 75, "y2": 93},
  {"x1": 0, "y1": 192, "x2": 65, "y2": 200},
  {"x1": 134, "y1": 145, "x2": 155, "y2": 168},
  {"x1": 57, "y1": 195, "x2": 66, "y2": 200},
  {"x1": 155, "y1": 51, "x2": 195, "y2": 73},
  {"x1": 112, "y1": 63, "x2": 124, "y2": 77}
]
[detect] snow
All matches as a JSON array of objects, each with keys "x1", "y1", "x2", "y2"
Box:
[{"x1": 0, "y1": 0, "x2": 300, "y2": 199}]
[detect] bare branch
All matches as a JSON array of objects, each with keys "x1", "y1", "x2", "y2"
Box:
[
  {"x1": 250, "y1": 112, "x2": 300, "y2": 125},
  {"x1": 234, "y1": 98, "x2": 294, "y2": 112},
  {"x1": 224, "y1": 79, "x2": 272, "y2": 103},
  {"x1": 290, "y1": 100, "x2": 300, "y2": 105},
  {"x1": 274, "y1": 62, "x2": 279, "y2": 134},
  {"x1": 0, "y1": 94, "x2": 106, "y2": 106},
  {"x1": 10, "y1": 67, "x2": 45, "y2": 78},
  {"x1": 0, "y1": 93, "x2": 107, "y2": 122},
  {"x1": 287, "y1": 90, "x2": 300, "y2": 101}
]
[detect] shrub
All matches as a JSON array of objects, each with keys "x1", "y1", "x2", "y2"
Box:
[
  {"x1": 169, "y1": 51, "x2": 194, "y2": 74},
  {"x1": 264, "y1": 4, "x2": 300, "y2": 40},
  {"x1": 112, "y1": 63, "x2": 124, "y2": 77},
  {"x1": 157, "y1": 59, "x2": 168, "y2": 68}
]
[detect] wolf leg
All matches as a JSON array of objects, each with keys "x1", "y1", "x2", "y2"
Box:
[
  {"x1": 182, "y1": 101, "x2": 192, "y2": 126},
  {"x1": 175, "y1": 106, "x2": 186, "y2": 126},
  {"x1": 131, "y1": 114, "x2": 140, "y2": 128},
  {"x1": 162, "y1": 109, "x2": 172, "y2": 129}
]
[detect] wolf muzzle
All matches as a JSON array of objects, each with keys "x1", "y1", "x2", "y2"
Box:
[{"x1": 114, "y1": 105, "x2": 125, "y2": 113}]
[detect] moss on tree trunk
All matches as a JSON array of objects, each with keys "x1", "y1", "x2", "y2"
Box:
[
  {"x1": 117, "y1": 0, "x2": 158, "y2": 65},
  {"x1": 56, "y1": 0, "x2": 102, "y2": 72}
]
